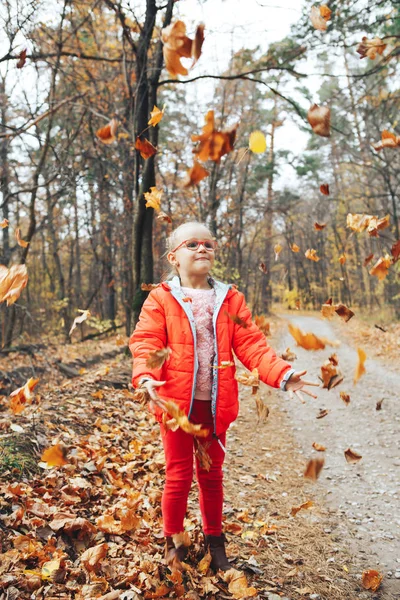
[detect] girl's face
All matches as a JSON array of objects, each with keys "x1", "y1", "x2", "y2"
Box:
[{"x1": 167, "y1": 224, "x2": 216, "y2": 277}]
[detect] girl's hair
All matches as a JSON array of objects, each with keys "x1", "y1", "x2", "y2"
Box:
[{"x1": 161, "y1": 220, "x2": 213, "y2": 281}]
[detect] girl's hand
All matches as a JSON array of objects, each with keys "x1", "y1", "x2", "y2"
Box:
[
  {"x1": 285, "y1": 370, "x2": 319, "y2": 404},
  {"x1": 141, "y1": 379, "x2": 166, "y2": 411}
]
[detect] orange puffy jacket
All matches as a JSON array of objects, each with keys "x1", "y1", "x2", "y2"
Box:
[{"x1": 129, "y1": 276, "x2": 293, "y2": 436}]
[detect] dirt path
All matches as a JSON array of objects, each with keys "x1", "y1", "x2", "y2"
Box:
[{"x1": 272, "y1": 314, "x2": 400, "y2": 597}]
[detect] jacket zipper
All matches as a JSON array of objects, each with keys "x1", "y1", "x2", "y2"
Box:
[{"x1": 211, "y1": 290, "x2": 231, "y2": 436}]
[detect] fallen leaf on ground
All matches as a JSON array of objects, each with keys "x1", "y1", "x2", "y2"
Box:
[
  {"x1": 354, "y1": 348, "x2": 366, "y2": 384},
  {"x1": 357, "y1": 37, "x2": 386, "y2": 60},
  {"x1": 41, "y1": 444, "x2": 69, "y2": 467},
  {"x1": 344, "y1": 448, "x2": 362, "y2": 463},
  {"x1": 310, "y1": 5, "x2": 331, "y2": 31},
  {"x1": 291, "y1": 500, "x2": 314, "y2": 516},
  {"x1": 304, "y1": 458, "x2": 324, "y2": 481},
  {"x1": 307, "y1": 104, "x2": 330, "y2": 137},
  {"x1": 361, "y1": 569, "x2": 383, "y2": 591},
  {"x1": 96, "y1": 118, "x2": 119, "y2": 144},
  {"x1": 80, "y1": 543, "x2": 108, "y2": 572},
  {"x1": 146, "y1": 347, "x2": 172, "y2": 369},
  {"x1": 69, "y1": 309, "x2": 91, "y2": 336},
  {"x1": 222, "y1": 568, "x2": 258, "y2": 599}
]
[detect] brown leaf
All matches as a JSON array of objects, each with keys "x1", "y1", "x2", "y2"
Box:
[
  {"x1": 80, "y1": 543, "x2": 108, "y2": 572},
  {"x1": 254, "y1": 394, "x2": 269, "y2": 423},
  {"x1": 307, "y1": 104, "x2": 330, "y2": 137},
  {"x1": 161, "y1": 21, "x2": 205, "y2": 77},
  {"x1": 304, "y1": 458, "x2": 324, "y2": 481},
  {"x1": 320, "y1": 355, "x2": 343, "y2": 390},
  {"x1": 141, "y1": 283, "x2": 159, "y2": 291},
  {"x1": 319, "y1": 183, "x2": 329, "y2": 195},
  {"x1": 258, "y1": 261, "x2": 268, "y2": 273},
  {"x1": 161, "y1": 400, "x2": 210, "y2": 437},
  {"x1": 194, "y1": 438, "x2": 212, "y2": 471},
  {"x1": 347, "y1": 212, "x2": 390, "y2": 235},
  {"x1": 376, "y1": 399, "x2": 383, "y2": 410},
  {"x1": 16, "y1": 49, "x2": 27, "y2": 69},
  {"x1": 357, "y1": 37, "x2": 386, "y2": 60},
  {"x1": 135, "y1": 137, "x2": 157, "y2": 159},
  {"x1": 314, "y1": 222, "x2": 326, "y2": 230},
  {"x1": 280, "y1": 347, "x2": 297, "y2": 361},
  {"x1": 146, "y1": 347, "x2": 172, "y2": 369},
  {"x1": 369, "y1": 255, "x2": 392, "y2": 280},
  {"x1": 372, "y1": 129, "x2": 400, "y2": 151},
  {"x1": 361, "y1": 569, "x2": 383, "y2": 591},
  {"x1": 192, "y1": 110, "x2": 237, "y2": 162},
  {"x1": 222, "y1": 568, "x2": 258, "y2": 599},
  {"x1": 225, "y1": 310, "x2": 248, "y2": 328},
  {"x1": 340, "y1": 391, "x2": 350, "y2": 405},
  {"x1": 183, "y1": 161, "x2": 210, "y2": 187},
  {"x1": 344, "y1": 448, "x2": 362, "y2": 463},
  {"x1": 354, "y1": 347, "x2": 366, "y2": 383},
  {"x1": 363, "y1": 253, "x2": 374, "y2": 266},
  {"x1": 96, "y1": 118, "x2": 119, "y2": 144},
  {"x1": 9, "y1": 377, "x2": 39, "y2": 414},
  {"x1": 339, "y1": 253, "x2": 346, "y2": 264},
  {"x1": 15, "y1": 227, "x2": 29, "y2": 248},
  {"x1": 254, "y1": 314, "x2": 270, "y2": 336},
  {"x1": 312, "y1": 442, "x2": 326, "y2": 452},
  {"x1": 316, "y1": 408, "x2": 329, "y2": 419},
  {"x1": 391, "y1": 240, "x2": 400, "y2": 263},
  {"x1": 305, "y1": 248, "x2": 320, "y2": 262},
  {"x1": 235, "y1": 368, "x2": 259, "y2": 392},
  {"x1": 290, "y1": 500, "x2": 314, "y2": 516},
  {"x1": 321, "y1": 301, "x2": 354, "y2": 322}
]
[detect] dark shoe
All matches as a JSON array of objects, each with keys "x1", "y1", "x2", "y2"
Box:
[
  {"x1": 164, "y1": 536, "x2": 189, "y2": 568},
  {"x1": 204, "y1": 533, "x2": 232, "y2": 572}
]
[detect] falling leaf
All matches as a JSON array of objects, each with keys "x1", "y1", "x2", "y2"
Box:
[
  {"x1": 41, "y1": 444, "x2": 68, "y2": 467},
  {"x1": 96, "y1": 118, "x2": 119, "y2": 144},
  {"x1": 254, "y1": 315, "x2": 270, "y2": 336},
  {"x1": 212, "y1": 360, "x2": 235, "y2": 369},
  {"x1": 183, "y1": 161, "x2": 210, "y2": 187},
  {"x1": 141, "y1": 283, "x2": 159, "y2": 291},
  {"x1": 157, "y1": 211, "x2": 172, "y2": 223},
  {"x1": 194, "y1": 438, "x2": 212, "y2": 471},
  {"x1": 235, "y1": 368, "x2": 259, "y2": 394},
  {"x1": 258, "y1": 261, "x2": 267, "y2": 273},
  {"x1": 370, "y1": 255, "x2": 392, "y2": 280},
  {"x1": 146, "y1": 347, "x2": 172, "y2": 369},
  {"x1": 254, "y1": 394, "x2": 269, "y2": 423},
  {"x1": 376, "y1": 399, "x2": 383, "y2": 410},
  {"x1": 0, "y1": 264, "x2": 28, "y2": 305},
  {"x1": 312, "y1": 442, "x2": 326, "y2": 452},
  {"x1": 161, "y1": 20, "x2": 205, "y2": 77},
  {"x1": 391, "y1": 240, "x2": 400, "y2": 262},
  {"x1": 357, "y1": 37, "x2": 386, "y2": 60},
  {"x1": 305, "y1": 248, "x2": 320, "y2": 262},
  {"x1": 372, "y1": 130, "x2": 400, "y2": 151},
  {"x1": 288, "y1": 323, "x2": 337, "y2": 350},
  {"x1": 280, "y1": 347, "x2": 297, "y2": 361},
  {"x1": 135, "y1": 137, "x2": 157, "y2": 159},
  {"x1": 16, "y1": 48, "x2": 27, "y2": 69},
  {"x1": 144, "y1": 187, "x2": 162, "y2": 212},
  {"x1": 347, "y1": 212, "x2": 390, "y2": 236},
  {"x1": 321, "y1": 299, "x2": 354, "y2": 322},
  {"x1": 274, "y1": 243, "x2": 282, "y2": 260},
  {"x1": 316, "y1": 408, "x2": 329, "y2": 419},
  {"x1": 361, "y1": 569, "x2": 383, "y2": 591},
  {"x1": 69, "y1": 309, "x2": 91, "y2": 336},
  {"x1": 249, "y1": 130, "x2": 267, "y2": 153},
  {"x1": 225, "y1": 310, "x2": 248, "y2": 328},
  {"x1": 290, "y1": 243, "x2": 300, "y2": 252},
  {"x1": 0, "y1": 218, "x2": 9, "y2": 228},
  {"x1": 304, "y1": 458, "x2": 324, "y2": 481},
  {"x1": 291, "y1": 500, "x2": 314, "y2": 516},
  {"x1": 340, "y1": 391, "x2": 350, "y2": 405},
  {"x1": 15, "y1": 227, "x2": 29, "y2": 248},
  {"x1": 198, "y1": 550, "x2": 212, "y2": 574},
  {"x1": 192, "y1": 110, "x2": 237, "y2": 162},
  {"x1": 307, "y1": 104, "x2": 330, "y2": 137},
  {"x1": 310, "y1": 5, "x2": 332, "y2": 31},
  {"x1": 148, "y1": 105, "x2": 165, "y2": 127},
  {"x1": 344, "y1": 448, "x2": 362, "y2": 464},
  {"x1": 80, "y1": 543, "x2": 108, "y2": 572},
  {"x1": 314, "y1": 222, "x2": 326, "y2": 230},
  {"x1": 363, "y1": 253, "x2": 374, "y2": 266},
  {"x1": 339, "y1": 253, "x2": 346, "y2": 264},
  {"x1": 320, "y1": 183, "x2": 329, "y2": 195},
  {"x1": 354, "y1": 348, "x2": 366, "y2": 384},
  {"x1": 320, "y1": 354, "x2": 343, "y2": 390},
  {"x1": 222, "y1": 568, "x2": 258, "y2": 599},
  {"x1": 161, "y1": 400, "x2": 209, "y2": 437},
  {"x1": 9, "y1": 377, "x2": 39, "y2": 414}
]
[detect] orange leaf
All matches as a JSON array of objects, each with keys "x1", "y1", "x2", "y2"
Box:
[
  {"x1": 288, "y1": 323, "x2": 327, "y2": 350},
  {"x1": 304, "y1": 458, "x2": 324, "y2": 481},
  {"x1": 361, "y1": 569, "x2": 383, "y2": 591},
  {"x1": 146, "y1": 347, "x2": 172, "y2": 369},
  {"x1": 141, "y1": 282, "x2": 159, "y2": 291},
  {"x1": 15, "y1": 227, "x2": 29, "y2": 248},
  {"x1": 16, "y1": 49, "x2": 27, "y2": 69},
  {"x1": 305, "y1": 248, "x2": 320, "y2": 262},
  {"x1": 183, "y1": 161, "x2": 210, "y2": 187},
  {"x1": 339, "y1": 253, "x2": 346, "y2": 264},
  {"x1": 307, "y1": 104, "x2": 330, "y2": 137},
  {"x1": 319, "y1": 183, "x2": 329, "y2": 195},
  {"x1": 144, "y1": 187, "x2": 162, "y2": 212},
  {"x1": 0, "y1": 264, "x2": 28, "y2": 305},
  {"x1": 161, "y1": 21, "x2": 205, "y2": 77},
  {"x1": 148, "y1": 105, "x2": 165, "y2": 127},
  {"x1": 274, "y1": 243, "x2": 282, "y2": 260},
  {"x1": 320, "y1": 354, "x2": 343, "y2": 390},
  {"x1": 222, "y1": 568, "x2": 258, "y2": 599},
  {"x1": 192, "y1": 110, "x2": 237, "y2": 162},
  {"x1": 96, "y1": 118, "x2": 119, "y2": 144},
  {"x1": 161, "y1": 400, "x2": 210, "y2": 437},
  {"x1": 0, "y1": 218, "x2": 9, "y2": 228},
  {"x1": 258, "y1": 261, "x2": 268, "y2": 273},
  {"x1": 135, "y1": 137, "x2": 157, "y2": 159},
  {"x1": 344, "y1": 448, "x2": 362, "y2": 463},
  {"x1": 369, "y1": 255, "x2": 391, "y2": 280},
  {"x1": 80, "y1": 543, "x2": 108, "y2": 572},
  {"x1": 290, "y1": 243, "x2": 300, "y2": 252},
  {"x1": 312, "y1": 442, "x2": 326, "y2": 452},
  {"x1": 340, "y1": 391, "x2": 350, "y2": 405},
  {"x1": 391, "y1": 240, "x2": 400, "y2": 262},
  {"x1": 157, "y1": 211, "x2": 172, "y2": 223},
  {"x1": 372, "y1": 129, "x2": 400, "y2": 151},
  {"x1": 290, "y1": 500, "x2": 314, "y2": 516},
  {"x1": 354, "y1": 347, "x2": 366, "y2": 384},
  {"x1": 357, "y1": 37, "x2": 386, "y2": 60},
  {"x1": 41, "y1": 444, "x2": 68, "y2": 467},
  {"x1": 314, "y1": 222, "x2": 326, "y2": 230},
  {"x1": 9, "y1": 377, "x2": 39, "y2": 414}
]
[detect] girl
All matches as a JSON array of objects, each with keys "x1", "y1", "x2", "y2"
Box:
[{"x1": 129, "y1": 221, "x2": 317, "y2": 572}]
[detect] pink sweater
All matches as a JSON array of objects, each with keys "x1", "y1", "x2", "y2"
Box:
[{"x1": 181, "y1": 287, "x2": 216, "y2": 400}]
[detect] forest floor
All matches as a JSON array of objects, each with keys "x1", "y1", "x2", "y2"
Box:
[{"x1": 0, "y1": 310, "x2": 399, "y2": 599}]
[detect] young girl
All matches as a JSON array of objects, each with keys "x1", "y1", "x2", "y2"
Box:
[{"x1": 129, "y1": 221, "x2": 317, "y2": 572}]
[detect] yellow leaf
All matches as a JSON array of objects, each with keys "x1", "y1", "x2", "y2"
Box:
[
  {"x1": 144, "y1": 186, "x2": 162, "y2": 212},
  {"x1": 354, "y1": 347, "x2": 366, "y2": 384},
  {"x1": 40, "y1": 444, "x2": 68, "y2": 467},
  {"x1": 249, "y1": 130, "x2": 266, "y2": 153},
  {"x1": 148, "y1": 104, "x2": 165, "y2": 127}
]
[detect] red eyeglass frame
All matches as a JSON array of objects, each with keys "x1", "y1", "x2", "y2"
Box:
[{"x1": 171, "y1": 239, "x2": 218, "y2": 253}]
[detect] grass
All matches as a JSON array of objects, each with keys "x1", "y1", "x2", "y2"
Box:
[{"x1": 0, "y1": 435, "x2": 41, "y2": 479}]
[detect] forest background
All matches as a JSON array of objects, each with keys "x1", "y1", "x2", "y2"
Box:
[{"x1": 0, "y1": 0, "x2": 399, "y2": 347}]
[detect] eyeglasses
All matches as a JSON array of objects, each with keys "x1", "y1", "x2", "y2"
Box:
[{"x1": 171, "y1": 239, "x2": 218, "y2": 252}]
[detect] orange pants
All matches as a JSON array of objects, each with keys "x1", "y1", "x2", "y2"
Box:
[{"x1": 160, "y1": 399, "x2": 227, "y2": 536}]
